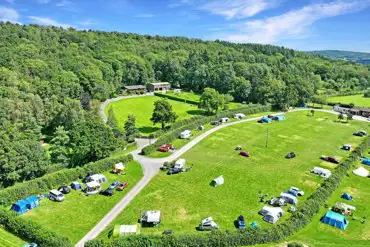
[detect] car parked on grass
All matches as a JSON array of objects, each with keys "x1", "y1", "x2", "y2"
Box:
[
  {"x1": 116, "y1": 182, "x2": 129, "y2": 191},
  {"x1": 285, "y1": 152, "x2": 296, "y2": 159},
  {"x1": 353, "y1": 130, "x2": 368, "y2": 137},
  {"x1": 108, "y1": 181, "x2": 121, "y2": 190},
  {"x1": 100, "y1": 189, "x2": 114, "y2": 196},
  {"x1": 49, "y1": 189, "x2": 65, "y2": 202},
  {"x1": 239, "y1": 151, "x2": 250, "y2": 157},
  {"x1": 167, "y1": 167, "x2": 182, "y2": 175}
]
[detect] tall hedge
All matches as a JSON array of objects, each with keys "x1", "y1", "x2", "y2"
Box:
[
  {"x1": 86, "y1": 138, "x2": 368, "y2": 247},
  {"x1": 0, "y1": 209, "x2": 71, "y2": 247},
  {"x1": 0, "y1": 154, "x2": 133, "y2": 206},
  {"x1": 142, "y1": 104, "x2": 272, "y2": 154}
]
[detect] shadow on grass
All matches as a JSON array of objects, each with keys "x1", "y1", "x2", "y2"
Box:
[
  {"x1": 138, "y1": 126, "x2": 161, "y2": 134},
  {"x1": 187, "y1": 109, "x2": 204, "y2": 116}
]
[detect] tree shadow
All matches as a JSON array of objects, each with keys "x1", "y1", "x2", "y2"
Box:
[
  {"x1": 187, "y1": 109, "x2": 204, "y2": 116},
  {"x1": 138, "y1": 126, "x2": 161, "y2": 134}
]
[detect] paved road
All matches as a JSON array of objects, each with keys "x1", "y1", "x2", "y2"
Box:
[
  {"x1": 99, "y1": 93, "x2": 154, "y2": 122},
  {"x1": 76, "y1": 108, "x2": 368, "y2": 246}
]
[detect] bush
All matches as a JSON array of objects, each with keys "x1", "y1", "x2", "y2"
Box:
[
  {"x1": 0, "y1": 154, "x2": 133, "y2": 206},
  {"x1": 0, "y1": 209, "x2": 71, "y2": 247},
  {"x1": 287, "y1": 242, "x2": 304, "y2": 247}
]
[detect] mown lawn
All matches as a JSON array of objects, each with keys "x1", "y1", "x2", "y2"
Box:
[
  {"x1": 0, "y1": 228, "x2": 26, "y2": 247},
  {"x1": 105, "y1": 96, "x2": 202, "y2": 135},
  {"x1": 99, "y1": 111, "x2": 369, "y2": 240},
  {"x1": 327, "y1": 94, "x2": 370, "y2": 107},
  {"x1": 166, "y1": 91, "x2": 201, "y2": 102},
  {"x1": 21, "y1": 161, "x2": 143, "y2": 245},
  {"x1": 287, "y1": 162, "x2": 370, "y2": 247}
]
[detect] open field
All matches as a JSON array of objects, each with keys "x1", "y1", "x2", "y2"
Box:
[
  {"x1": 21, "y1": 161, "x2": 143, "y2": 245},
  {"x1": 166, "y1": 91, "x2": 201, "y2": 102},
  {"x1": 105, "y1": 96, "x2": 202, "y2": 135},
  {"x1": 288, "y1": 162, "x2": 370, "y2": 247},
  {"x1": 98, "y1": 111, "x2": 369, "y2": 239},
  {"x1": 327, "y1": 94, "x2": 370, "y2": 107},
  {"x1": 0, "y1": 228, "x2": 26, "y2": 247}
]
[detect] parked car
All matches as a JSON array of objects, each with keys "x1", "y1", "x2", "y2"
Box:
[
  {"x1": 289, "y1": 187, "x2": 304, "y2": 196},
  {"x1": 167, "y1": 167, "x2": 182, "y2": 175},
  {"x1": 157, "y1": 144, "x2": 175, "y2": 152},
  {"x1": 235, "y1": 145, "x2": 242, "y2": 150},
  {"x1": 108, "y1": 181, "x2": 121, "y2": 190},
  {"x1": 353, "y1": 130, "x2": 368, "y2": 136},
  {"x1": 58, "y1": 186, "x2": 71, "y2": 194},
  {"x1": 100, "y1": 189, "x2": 114, "y2": 196},
  {"x1": 237, "y1": 215, "x2": 246, "y2": 229},
  {"x1": 116, "y1": 182, "x2": 129, "y2": 191},
  {"x1": 49, "y1": 189, "x2": 65, "y2": 202},
  {"x1": 285, "y1": 152, "x2": 296, "y2": 159},
  {"x1": 239, "y1": 151, "x2": 250, "y2": 157}
]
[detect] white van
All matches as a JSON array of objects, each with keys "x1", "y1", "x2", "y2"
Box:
[
  {"x1": 49, "y1": 189, "x2": 65, "y2": 202},
  {"x1": 87, "y1": 174, "x2": 107, "y2": 184}
]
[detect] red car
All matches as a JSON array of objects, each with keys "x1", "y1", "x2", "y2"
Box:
[
  {"x1": 239, "y1": 151, "x2": 250, "y2": 157},
  {"x1": 116, "y1": 182, "x2": 129, "y2": 191},
  {"x1": 157, "y1": 144, "x2": 174, "y2": 153}
]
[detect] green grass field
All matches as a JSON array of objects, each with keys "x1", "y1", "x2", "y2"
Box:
[
  {"x1": 288, "y1": 162, "x2": 370, "y2": 247},
  {"x1": 99, "y1": 111, "x2": 369, "y2": 240},
  {"x1": 21, "y1": 161, "x2": 143, "y2": 245},
  {"x1": 0, "y1": 228, "x2": 26, "y2": 247},
  {"x1": 105, "y1": 96, "x2": 202, "y2": 135},
  {"x1": 327, "y1": 94, "x2": 370, "y2": 107},
  {"x1": 166, "y1": 91, "x2": 201, "y2": 102}
]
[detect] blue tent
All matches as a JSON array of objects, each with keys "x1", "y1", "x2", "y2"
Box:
[
  {"x1": 299, "y1": 103, "x2": 307, "y2": 108},
  {"x1": 341, "y1": 193, "x2": 353, "y2": 201},
  {"x1": 361, "y1": 158, "x2": 370, "y2": 166},
  {"x1": 25, "y1": 196, "x2": 40, "y2": 209},
  {"x1": 11, "y1": 200, "x2": 29, "y2": 214},
  {"x1": 71, "y1": 181, "x2": 82, "y2": 190},
  {"x1": 273, "y1": 115, "x2": 286, "y2": 121},
  {"x1": 260, "y1": 117, "x2": 271, "y2": 123},
  {"x1": 321, "y1": 211, "x2": 349, "y2": 230}
]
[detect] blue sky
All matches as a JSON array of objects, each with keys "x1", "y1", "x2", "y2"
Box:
[{"x1": 1, "y1": 0, "x2": 370, "y2": 52}]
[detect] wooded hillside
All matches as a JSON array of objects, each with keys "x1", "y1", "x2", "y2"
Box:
[{"x1": 1, "y1": 22, "x2": 370, "y2": 187}]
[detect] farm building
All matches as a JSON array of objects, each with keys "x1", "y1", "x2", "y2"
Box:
[
  {"x1": 321, "y1": 211, "x2": 349, "y2": 230},
  {"x1": 112, "y1": 224, "x2": 140, "y2": 238},
  {"x1": 333, "y1": 105, "x2": 350, "y2": 114},
  {"x1": 124, "y1": 85, "x2": 146, "y2": 93},
  {"x1": 147, "y1": 82, "x2": 171, "y2": 92},
  {"x1": 333, "y1": 105, "x2": 370, "y2": 117},
  {"x1": 180, "y1": 130, "x2": 192, "y2": 139}
]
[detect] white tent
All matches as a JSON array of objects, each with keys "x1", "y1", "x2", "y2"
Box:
[
  {"x1": 211, "y1": 175, "x2": 224, "y2": 187},
  {"x1": 180, "y1": 130, "x2": 192, "y2": 139},
  {"x1": 174, "y1": 159, "x2": 186, "y2": 169},
  {"x1": 353, "y1": 166, "x2": 369, "y2": 177},
  {"x1": 141, "y1": 211, "x2": 161, "y2": 225}
]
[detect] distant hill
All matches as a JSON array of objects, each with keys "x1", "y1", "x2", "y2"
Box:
[{"x1": 308, "y1": 50, "x2": 370, "y2": 64}]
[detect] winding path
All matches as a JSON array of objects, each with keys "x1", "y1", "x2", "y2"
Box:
[{"x1": 76, "y1": 108, "x2": 368, "y2": 247}]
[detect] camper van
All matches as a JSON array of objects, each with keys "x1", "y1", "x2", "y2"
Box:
[
  {"x1": 173, "y1": 159, "x2": 186, "y2": 169},
  {"x1": 84, "y1": 181, "x2": 102, "y2": 195},
  {"x1": 199, "y1": 216, "x2": 219, "y2": 230},
  {"x1": 180, "y1": 130, "x2": 192, "y2": 139},
  {"x1": 311, "y1": 167, "x2": 332, "y2": 178},
  {"x1": 220, "y1": 117, "x2": 230, "y2": 123},
  {"x1": 49, "y1": 190, "x2": 65, "y2": 202},
  {"x1": 234, "y1": 113, "x2": 245, "y2": 119},
  {"x1": 140, "y1": 211, "x2": 161, "y2": 226}
]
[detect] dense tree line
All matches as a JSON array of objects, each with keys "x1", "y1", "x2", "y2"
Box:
[{"x1": 1, "y1": 22, "x2": 370, "y2": 187}]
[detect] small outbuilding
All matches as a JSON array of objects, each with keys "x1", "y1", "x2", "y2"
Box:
[
  {"x1": 353, "y1": 166, "x2": 369, "y2": 177},
  {"x1": 180, "y1": 130, "x2": 192, "y2": 139},
  {"x1": 321, "y1": 211, "x2": 349, "y2": 230},
  {"x1": 211, "y1": 175, "x2": 224, "y2": 187},
  {"x1": 71, "y1": 181, "x2": 82, "y2": 190},
  {"x1": 361, "y1": 158, "x2": 370, "y2": 166},
  {"x1": 273, "y1": 115, "x2": 286, "y2": 121},
  {"x1": 112, "y1": 224, "x2": 140, "y2": 238}
]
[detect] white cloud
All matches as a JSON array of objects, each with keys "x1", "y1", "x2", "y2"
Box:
[
  {"x1": 56, "y1": 0, "x2": 71, "y2": 7},
  {"x1": 78, "y1": 19, "x2": 94, "y2": 26},
  {"x1": 168, "y1": 0, "x2": 193, "y2": 8},
  {"x1": 0, "y1": 7, "x2": 20, "y2": 23},
  {"x1": 134, "y1": 13, "x2": 155, "y2": 18},
  {"x1": 37, "y1": 0, "x2": 50, "y2": 4},
  {"x1": 28, "y1": 16, "x2": 72, "y2": 28},
  {"x1": 200, "y1": 0, "x2": 277, "y2": 19},
  {"x1": 217, "y1": 0, "x2": 370, "y2": 44},
  {"x1": 5, "y1": 0, "x2": 15, "y2": 4}
]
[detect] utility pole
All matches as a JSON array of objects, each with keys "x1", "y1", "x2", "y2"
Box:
[{"x1": 265, "y1": 128, "x2": 269, "y2": 148}]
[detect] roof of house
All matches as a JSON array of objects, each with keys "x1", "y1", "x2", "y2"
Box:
[
  {"x1": 149, "y1": 82, "x2": 170, "y2": 85},
  {"x1": 351, "y1": 107, "x2": 370, "y2": 112},
  {"x1": 124, "y1": 85, "x2": 146, "y2": 90}
]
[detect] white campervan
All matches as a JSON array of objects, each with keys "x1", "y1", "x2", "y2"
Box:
[{"x1": 49, "y1": 189, "x2": 65, "y2": 202}]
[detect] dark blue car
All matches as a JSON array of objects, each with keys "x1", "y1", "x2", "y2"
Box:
[{"x1": 167, "y1": 168, "x2": 182, "y2": 175}]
